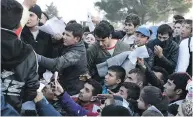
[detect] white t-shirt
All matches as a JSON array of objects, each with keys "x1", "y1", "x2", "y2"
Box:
[
  {"x1": 175, "y1": 37, "x2": 192, "y2": 72},
  {"x1": 122, "y1": 34, "x2": 136, "y2": 45},
  {"x1": 31, "y1": 30, "x2": 39, "y2": 40}
]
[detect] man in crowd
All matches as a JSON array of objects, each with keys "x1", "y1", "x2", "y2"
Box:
[
  {"x1": 173, "y1": 20, "x2": 184, "y2": 44},
  {"x1": 173, "y1": 15, "x2": 185, "y2": 24},
  {"x1": 124, "y1": 68, "x2": 147, "y2": 89},
  {"x1": 1, "y1": 0, "x2": 39, "y2": 112},
  {"x1": 38, "y1": 23, "x2": 87, "y2": 95},
  {"x1": 122, "y1": 13, "x2": 140, "y2": 46},
  {"x1": 21, "y1": 4, "x2": 53, "y2": 77},
  {"x1": 147, "y1": 24, "x2": 179, "y2": 74},
  {"x1": 40, "y1": 12, "x2": 49, "y2": 24},
  {"x1": 134, "y1": 27, "x2": 154, "y2": 68},
  {"x1": 164, "y1": 72, "x2": 191, "y2": 115},
  {"x1": 103, "y1": 66, "x2": 126, "y2": 94},
  {"x1": 87, "y1": 21, "x2": 130, "y2": 83},
  {"x1": 176, "y1": 19, "x2": 192, "y2": 76}
]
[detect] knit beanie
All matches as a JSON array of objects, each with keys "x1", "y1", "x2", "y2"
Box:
[{"x1": 29, "y1": 4, "x2": 42, "y2": 19}]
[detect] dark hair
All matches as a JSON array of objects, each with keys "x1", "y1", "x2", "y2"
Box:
[
  {"x1": 108, "y1": 66, "x2": 126, "y2": 83},
  {"x1": 125, "y1": 13, "x2": 140, "y2": 27},
  {"x1": 157, "y1": 24, "x2": 173, "y2": 37},
  {"x1": 183, "y1": 19, "x2": 192, "y2": 32},
  {"x1": 142, "y1": 110, "x2": 163, "y2": 116},
  {"x1": 152, "y1": 66, "x2": 169, "y2": 83},
  {"x1": 1, "y1": 0, "x2": 23, "y2": 30},
  {"x1": 65, "y1": 23, "x2": 83, "y2": 39},
  {"x1": 94, "y1": 22, "x2": 114, "y2": 39},
  {"x1": 141, "y1": 86, "x2": 169, "y2": 116},
  {"x1": 121, "y1": 82, "x2": 140, "y2": 100},
  {"x1": 174, "y1": 19, "x2": 184, "y2": 25},
  {"x1": 83, "y1": 26, "x2": 90, "y2": 33},
  {"x1": 67, "y1": 20, "x2": 77, "y2": 25},
  {"x1": 173, "y1": 15, "x2": 185, "y2": 21},
  {"x1": 129, "y1": 68, "x2": 147, "y2": 86},
  {"x1": 101, "y1": 105, "x2": 131, "y2": 116},
  {"x1": 168, "y1": 72, "x2": 191, "y2": 99},
  {"x1": 87, "y1": 79, "x2": 102, "y2": 96},
  {"x1": 42, "y1": 12, "x2": 49, "y2": 20}
]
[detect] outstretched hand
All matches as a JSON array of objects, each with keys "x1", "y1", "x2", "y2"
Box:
[{"x1": 23, "y1": 0, "x2": 37, "y2": 9}]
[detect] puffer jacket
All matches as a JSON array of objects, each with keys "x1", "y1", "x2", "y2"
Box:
[
  {"x1": 147, "y1": 38, "x2": 179, "y2": 74},
  {"x1": 39, "y1": 40, "x2": 87, "y2": 95},
  {"x1": 1, "y1": 28, "x2": 40, "y2": 112}
]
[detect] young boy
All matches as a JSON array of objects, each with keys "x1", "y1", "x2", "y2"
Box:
[{"x1": 103, "y1": 66, "x2": 126, "y2": 94}]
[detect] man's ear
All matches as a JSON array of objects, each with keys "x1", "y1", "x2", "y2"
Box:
[
  {"x1": 176, "y1": 89, "x2": 183, "y2": 95},
  {"x1": 75, "y1": 37, "x2": 80, "y2": 42},
  {"x1": 138, "y1": 81, "x2": 143, "y2": 88},
  {"x1": 116, "y1": 78, "x2": 121, "y2": 84},
  {"x1": 90, "y1": 96, "x2": 97, "y2": 102}
]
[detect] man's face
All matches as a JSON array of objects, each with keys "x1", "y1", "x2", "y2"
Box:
[
  {"x1": 78, "y1": 83, "x2": 94, "y2": 102},
  {"x1": 137, "y1": 95, "x2": 147, "y2": 110},
  {"x1": 84, "y1": 34, "x2": 96, "y2": 45},
  {"x1": 104, "y1": 70, "x2": 120, "y2": 87},
  {"x1": 125, "y1": 73, "x2": 138, "y2": 84},
  {"x1": 181, "y1": 23, "x2": 192, "y2": 39},
  {"x1": 153, "y1": 71, "x2": 163, "y2": 80},
  {"x1": 95, "y1": 36, "x2": 111, "y2": 49},
  {"x1": 173, "y1": 23, "x2": 182, "y2": 37},
  {"x1": 163, "y1": 79, "x2": 177, "y2": 98},
  {"x1": 26, "y1": 12, "x2": 39, "y2": 28},
  {"x1": 158, "y1": 33, "x2": 169, "y2": 42},
  {"x1": 42, "y1": 84, "x2": 55, "y2": 101},
  {"x1": 62, "y1": 30, "x2": 79, "y2": 46},
  {"x1": 124, "y1": 22, "x2": 136, "y2": 35},
  {"x1": 135, "y1": 32, "x2": 149, "y2": 46},
  {"x1": 40, "y1": 13, "x2": 48, "y2": 24},
  {"x1": 117, "y1": 86, "x2": 128, "y2": 100}
]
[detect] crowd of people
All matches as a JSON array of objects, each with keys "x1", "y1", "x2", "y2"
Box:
[{"x1": 1, "y1": 0, "x2": 193, "y2": 116}]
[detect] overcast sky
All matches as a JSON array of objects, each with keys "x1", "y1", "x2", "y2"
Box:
[{"x1": 16, "y1": 0, "x2": 101, "y2": 23}]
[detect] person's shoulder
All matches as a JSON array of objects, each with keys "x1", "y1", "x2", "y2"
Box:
[
  {"x1": 169, "y1": 40, "x2": 179, "y2": 49},
  {"x1": 87, "y1": 42, "x2": 100, "y2": 52}
]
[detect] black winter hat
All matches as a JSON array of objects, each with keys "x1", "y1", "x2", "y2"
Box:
[{"x1": 29, "y1": 4, "x2": 42, "y2": 19}]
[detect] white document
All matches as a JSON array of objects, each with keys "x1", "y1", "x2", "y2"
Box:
[
  {"x1": 129, "y1": 45, "x2": 149, "y2": 64},
  {"x1": 37, "y1": 83, "x2": 46, "y2": 92},
  {"x1": 87, "y1": 12, "x2": 95, "y2": 32},
  {"x1": 39, "y1": 17, "x2": 66, "y2": 36},
  {"x1": 43, "y1": 70, "x2": 53, "y2": 83}
]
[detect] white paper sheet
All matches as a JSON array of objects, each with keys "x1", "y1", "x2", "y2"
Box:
[
  {"x1": 39, "y1": 17, "x2": 66, "y2": 36},
  {"x1": 43, "y1": 70, "x2": 53, "y2": 83},
  {"x1": 129, "y1": 45, "x2": 149, "y2": 64}
]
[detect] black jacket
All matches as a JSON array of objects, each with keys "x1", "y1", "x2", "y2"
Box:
[
  {"x1": 21, "y1": 26, "x2": 53, "y2": 76},
  {"x1": 147, "y1": 39, "x2": 179, "y2": 74},
  {"x1": 1, "y1": 28, "x2": 40, "y2": 112},
  {"x1": 39, "y1": 40, "x2": 87, "y2": 95}
]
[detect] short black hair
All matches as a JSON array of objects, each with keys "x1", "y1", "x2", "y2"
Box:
[
  {"x1": 152, "y1": 66, "x2": 169, "y2": 83},
  {"x1": 101, "y1": 105, "x2": 131, "y2": 116},
  {"x1": 87, "y1": 79, "x2": 102, "y2": 96},
  {"x1": 108, "y1": 66, "x2": 126, "y2": 83},
  {"x1": 183, "y1": 19, "x2": 192, "y2": 32},
  {"x1": 1, "y1": 0, "x2": 23, "y2": 30},
  {"x1": 174, "y1": 19, "x2": 184, "y2": 25},
  {"x1": 83, "y1": 26, "x2": 90, "y2": 33},
  {"x1": 168, "y1": 72, "x2": 191, "y2": 99},
  {"x1": 173, "y1": 15, "x2": 185, "y2": 21},
  {"x1": 157, "y1": 24, "x2": 173, "y2": 37},
  {"x1": 121, "y1": 82, "x2": 140, "y2": 100},
  {"x1": 94, "y1": 22, "x2": 114, "y2": 39},
  {"x1": 129, "y1": 68, "x2": 147, "y2": 86},
  {"x1": 42, "y1": 12, "x2": 49, "y2": 20},
  {"x1": 125, "y1": 13, "x2": 140, "y2": 27},
  {"x1": 65, "y1": 23, "x2": 83, "y2": 39},
  {"x1": 67, "y1": 20, "x2": 77, "y2": 25}
]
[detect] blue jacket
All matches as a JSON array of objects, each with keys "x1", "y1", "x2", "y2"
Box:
[{"x1": 36, "y1": 97, "x2": 61, "y2": 116}]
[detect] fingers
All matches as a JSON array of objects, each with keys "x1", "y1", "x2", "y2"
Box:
[{"x1": 107, "y1": 89, "x2": 115, "y2": 95}]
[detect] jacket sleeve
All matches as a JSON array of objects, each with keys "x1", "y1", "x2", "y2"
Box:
[
  {"x1": 145, "y1": 67, "x2": 164, "y2": 90},
  {"x1": 145, "y1": 48, "x2": 154, "y2": 68},
  {"x1": 158, "y1": 46, "x2": 179, "y2": 73},
  {"x1": 60, "y1": 92, "x2": 88, "y2": 116},
  {"x1": 36, "y1": 97, "x2": 61, "y2": 116},
  {"x1": 87, "y1": 45, "x2": 98, "y2": 74},
  {"x1": 23, "y1": 52, "x2": 40, "y2": 102},
  {"x1": 39, "y1": 50, "x2": 81, "y2": 73}
]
